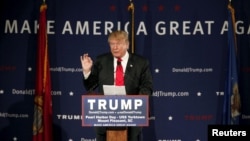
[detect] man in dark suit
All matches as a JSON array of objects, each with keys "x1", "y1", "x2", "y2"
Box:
[{"x1": 80, "y1": 30, "x2": 153, "y2": 141}]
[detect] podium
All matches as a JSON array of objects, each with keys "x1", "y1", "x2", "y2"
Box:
[
  {"x1": 106, "y1": 127, "x2": 127, "y2": 141},
  {"x1": 81, "y1": 95, "x2": 149, "y2": 141}
]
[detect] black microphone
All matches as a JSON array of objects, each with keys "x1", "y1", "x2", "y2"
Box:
[
  {"x1": 117, "y1": 59, "x2": 122, "y2": 65},
  {"x1": 117, "y1": 61, "x2": 121, "y2": 65},
  {"x1": 86, "y1": 82, "x2": 98, "y2": 94}
]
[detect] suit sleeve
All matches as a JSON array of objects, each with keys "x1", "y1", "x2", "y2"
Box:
[
  {"x1": 138, "y1": 59, "x2": 153, "y2": 96},
  {"x1": 82, "y1": 61, "x2": 100, "y2": 91}
]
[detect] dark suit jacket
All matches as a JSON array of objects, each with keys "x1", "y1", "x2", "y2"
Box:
[{"x1": 83, "y1": 52, "x2": 153, "y2": 96}]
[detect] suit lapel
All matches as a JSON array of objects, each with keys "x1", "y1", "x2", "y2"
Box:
[{"x1": 124, "y1": 54, "x2": 134, "y2": 84}]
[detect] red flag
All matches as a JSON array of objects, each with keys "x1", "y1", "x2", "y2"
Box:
[{"x1": 33, "y1": 3, "x2": 52, "y2": 141}]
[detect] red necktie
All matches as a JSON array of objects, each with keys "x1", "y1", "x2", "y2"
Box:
[{"x1": 115, "y1": 58, "x2": 124, "y2": 86}]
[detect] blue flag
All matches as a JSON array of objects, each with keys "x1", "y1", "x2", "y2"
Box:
[{"x1": 222, "y1": 2, "x2": 241, "y2": 125}]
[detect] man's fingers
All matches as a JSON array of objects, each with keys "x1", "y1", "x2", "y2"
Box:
[{"x1": 81, "y1": 53, "x2": 89, "y2": 61}]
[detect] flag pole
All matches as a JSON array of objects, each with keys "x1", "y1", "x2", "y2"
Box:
[
  {"x1": 228, "y1": 0, "x2": 237, "y2": 53},
  {"x1": 128, "y1": 0, "x2": 135, "y2": 53}
]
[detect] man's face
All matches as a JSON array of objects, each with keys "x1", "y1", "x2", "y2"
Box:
[{"x1": 109, "y1": 39, "x2": 129, "y2": 58}]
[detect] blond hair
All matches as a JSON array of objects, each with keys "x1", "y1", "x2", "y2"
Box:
[{"x1": 108, "y1": 30, "x2": 129, "y2": 43}]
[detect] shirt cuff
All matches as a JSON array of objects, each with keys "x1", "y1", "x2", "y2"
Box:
[{"x1": 83, "y1": 71, "x2": 91, "y2": 79}]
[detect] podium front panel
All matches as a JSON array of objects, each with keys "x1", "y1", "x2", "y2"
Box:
[{"x1": 82, "y1": 95, "x2": 149, "y2": 127}]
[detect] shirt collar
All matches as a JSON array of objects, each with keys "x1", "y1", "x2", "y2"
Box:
[{"x1": 115, "y1": 51, "x2": 129, "y2": 62}]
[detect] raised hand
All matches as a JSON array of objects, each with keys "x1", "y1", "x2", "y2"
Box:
[{"x1": 80, "y1": 53, "x2": 93, "y2": 74}]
